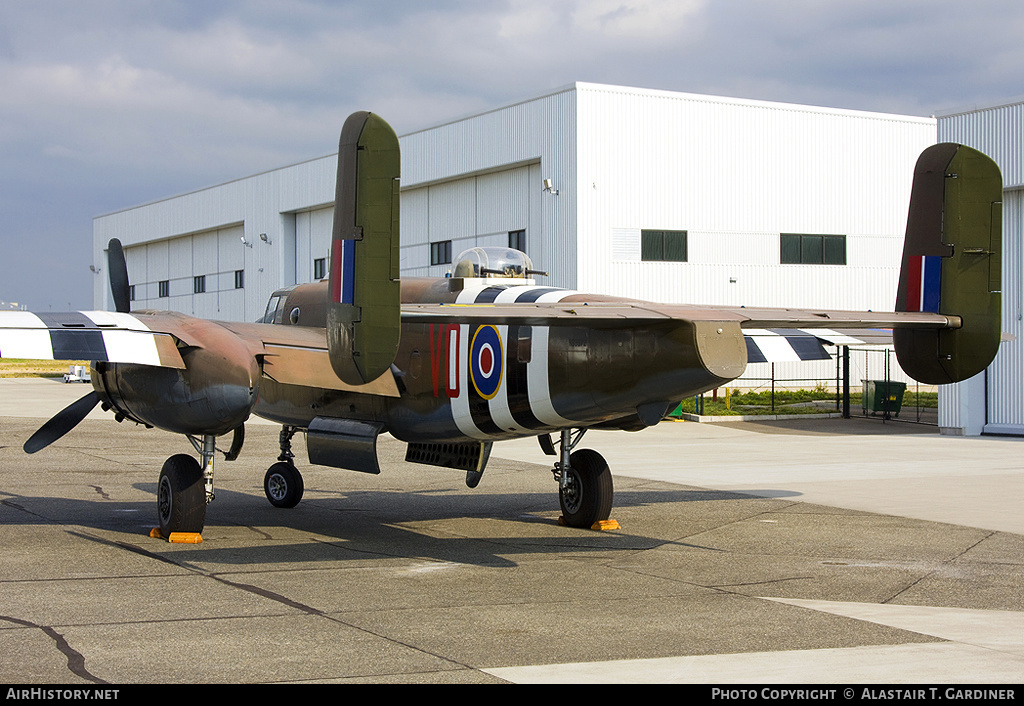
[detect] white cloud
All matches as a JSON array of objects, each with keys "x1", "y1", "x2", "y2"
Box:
[
  {"x1": 498, "y1": 0, "x2": 563, "y2": 38},
  {"x1": 572, "y1": 0, "x2": 706, "y2": 40}
]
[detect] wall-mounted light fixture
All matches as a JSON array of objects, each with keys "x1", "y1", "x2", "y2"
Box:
[
  {"x1": 89, "y1": 265, "x2": 101, "y2": 273},
  {"x1": 259, "y1": 233, "x2": 272, "y2": 244},
  {"x1": 543, "y1": 178, "x2": 559, "y2": 195},
  {"x1": 240, "y1": 235, "x2": 253, "y2": 248}
]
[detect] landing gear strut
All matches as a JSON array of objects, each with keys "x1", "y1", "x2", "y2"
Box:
[
  {"x1": 264, "y1": 425, "x2": 304, "y2": 508},
  {"x1": 156, "y1": 428, "x2": 242, "y2": 536},
  {"x1": 551, "y1": 429, "x2": 613, "y2": 528}
]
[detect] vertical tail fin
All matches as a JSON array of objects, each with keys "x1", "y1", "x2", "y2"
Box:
[
  {"x1": 327, "y1": 112, "x2": 401, "y2": 385},
  {"x1": 894, "y1": 143, "x2": 1002, "y2": 384}
]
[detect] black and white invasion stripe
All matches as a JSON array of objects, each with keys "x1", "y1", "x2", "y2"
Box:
[
  {"x1": 743, "y1": 328, "x2": 839, "y2": 363},
  {"x1": 0, "y1": 311, "x2": 166, "y2": 366},
  {"x1": 450, "y1": 285, "x2": 579, "y2": 439}
]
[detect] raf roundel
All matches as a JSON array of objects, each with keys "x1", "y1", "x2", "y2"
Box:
[{"x1": 469, "y1": 325, "x2": 503, "y2": 400}]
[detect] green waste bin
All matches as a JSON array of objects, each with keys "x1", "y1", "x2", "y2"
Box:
[{"x1": 862, "y1": 380, "x2": 906, "y2": 416}]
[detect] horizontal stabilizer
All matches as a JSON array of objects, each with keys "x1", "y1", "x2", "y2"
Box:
[{"x1": 893, "y1": 143, "x2": 1002, "y2": 384}]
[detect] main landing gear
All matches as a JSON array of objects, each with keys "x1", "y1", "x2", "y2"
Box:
[
  {"x1": 156, "y1": 427, "x2": 243, "y2": 537},
  {"x1": 154, "y1": 423, "x2": 615, "y2": 536},
  {"x1": 544, "y1": 429, "x2": 614, "y2": 528},
  {"x1": 154, "y1": 424, "x2": 307, "y2": 537},
  {"x1": 157, "y1": 454, "x2": 206, "y2": 535},
  {"x1": 157, "y1": 433, "x2": 219, "y2": 536}
]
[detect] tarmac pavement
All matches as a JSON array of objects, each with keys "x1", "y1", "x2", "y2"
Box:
[{"x1": 0, "y1": 378, "x2": 1021, "y2": 685}]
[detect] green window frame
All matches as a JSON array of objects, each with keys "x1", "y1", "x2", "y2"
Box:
[
  {"x1": 430, "y1": 240, "x2": 452, "y2": 266},
  {"x1": 781, "y1": 234, "x2": 846, "y2": 265},
  {"x1": 641, "y1": 230, "x2": 688, "y2": 262},
  {"x1": 509, "y1": 229, "x2": 526, "y2": 252}
]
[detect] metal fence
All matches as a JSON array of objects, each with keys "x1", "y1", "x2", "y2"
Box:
[{"x1": 691, "y1": 347, "x2": 938, "y2": 425}]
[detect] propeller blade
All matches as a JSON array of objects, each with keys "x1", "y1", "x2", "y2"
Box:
[
  {"x1": 24, "y1": 391, "x2": 101, "y2": 454},
  {"x1": 107, "y1": 238, "x2": 131, "y2": 313}
]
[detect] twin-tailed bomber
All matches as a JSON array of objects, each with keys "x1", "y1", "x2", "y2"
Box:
[{"x1": 0, "y1": 112, "x2": 1003, "y2": 535}]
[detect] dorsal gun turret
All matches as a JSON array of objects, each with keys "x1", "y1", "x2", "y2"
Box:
[{"x1": 451, "y1": 247, "x2": 547, "y2": 281}]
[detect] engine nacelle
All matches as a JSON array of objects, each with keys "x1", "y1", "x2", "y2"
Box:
[{"x1": 92, "y1": 326, "x2": 260, "y2": 437}]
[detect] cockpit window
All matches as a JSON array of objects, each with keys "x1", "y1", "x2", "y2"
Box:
[
  {"x1": 261, "y1": 296, "x2": 281, "y2": 324},
  {"x1": 261, "y1": 286, "x2": 298, "y2": 324}
]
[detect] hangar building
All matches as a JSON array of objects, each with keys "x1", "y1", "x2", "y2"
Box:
[
  {"x1": 936, "y1": 98, "x2": 1024, "y2": 436},
  {"x1": 93, "y1": 83, "x2": 1021, "y2": 434}
]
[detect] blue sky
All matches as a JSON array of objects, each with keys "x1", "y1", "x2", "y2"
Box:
[{"x1": 3, "y1": 0, "x2": 1022, "y2": 311}]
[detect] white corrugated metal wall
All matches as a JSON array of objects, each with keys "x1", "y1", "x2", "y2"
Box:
[
  {"x1": 399, "y1": 163, "x2": 542, "y2": 278},
  {"x1": 295, "y1": 206, "x2": 333, "y2": 284},
  {"x1": 94, "y1": 154, "x2": 338, "y2": 322},
  {"x1": 937, "y1": 100, "x2": 1024, "y2": 435},
  {"x1": 399, "y1": 87, "x2": 577, "y2": 286},
  {"x1": 574, "y1": 84, "x2": 936, "y2": 388},
  {"x1": 123, "y1": 224, "x2": 245, "y2": 318}
]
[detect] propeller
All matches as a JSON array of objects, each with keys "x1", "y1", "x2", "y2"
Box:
[
  {"x1": 24, "y1": 391, "x2": 101, "y2": 454},
  {"x1": 107, "y1": 238, "x2": 131, "y2": 313},
  {"x1": 25, "y1": 240, "x2": 129, "y2": 452}
]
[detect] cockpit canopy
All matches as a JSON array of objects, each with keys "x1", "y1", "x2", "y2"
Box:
[
  {"x1": 452, "y1": 247, "x2": 538, "y2": 279},
  {"x1": 261, "y1": 285, "x2": 297, "y2": 324}
]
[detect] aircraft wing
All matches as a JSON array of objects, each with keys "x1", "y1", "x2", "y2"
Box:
[
  {"x1": 217, "y1": 320, "x2": 400, "y2": 396},
  {"x1": 0, "y1": 311, "x2": 187, "y2": 368},
  {"x1": 0, "y1": 310, "x2": 399, "y2": 397},
  {"x1": 400, "y1": 300, "x2": 955, "y2": 329},
  {"x1": 400, "y1": 300, "x2": 965, "y2": 372}
]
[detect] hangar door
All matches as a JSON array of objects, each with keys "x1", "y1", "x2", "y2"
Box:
[
  {"x1": 123, "y1": 224, "x2": 246, "y2": 320},
  {"x1": 293, "y1": 206, "x2": 334, "y2": 285},
  {"x1": 985, "y1": 189, "x2": 1024, "y2": 434},
  {"x1": 400, "y1": 162, "x2": 542, "y2": 277}
]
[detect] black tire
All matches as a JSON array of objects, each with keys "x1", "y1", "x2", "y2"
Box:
[
  {"x1": 157, "y1": 454, "x2": 206, "y2": 535},
  {"x1": 264, "y1": 462, "x2": 304, "y2": 508},
  {"x1": 558, "y1": 449, "x2": 613, "y2": 528}
]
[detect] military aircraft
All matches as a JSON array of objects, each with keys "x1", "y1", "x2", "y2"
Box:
[{"x1": 0, "y1": 112, "x2": 1004, "y2": 537}]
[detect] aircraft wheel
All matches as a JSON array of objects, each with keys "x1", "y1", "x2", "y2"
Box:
[
  {"x1": 559, "y1": 449, "x2": 613, "y2": 528},
  {"x1": 157, "y1": 454, "x2": 207, "y2": 535},
  {"x1": 264, "y1": 462, "x2": 304, "y2": 508}
]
